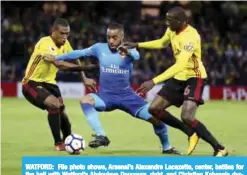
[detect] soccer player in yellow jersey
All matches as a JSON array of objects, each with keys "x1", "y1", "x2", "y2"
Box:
[
  {"x1": 22, "y1": 18, "x2": 97, "y2": 151},
  {"x1": 124, "y1": 7, "x2": 228, "y2": 156}
]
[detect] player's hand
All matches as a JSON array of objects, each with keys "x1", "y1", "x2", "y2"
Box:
[
  {"x1": 123, "y1": 42, "x2": 138, "y2": 49},
  {"x1": 84, "y1": 77, "x2": 97, "y2": 92},
  {"x1": 42, "y1": 54, "x2": 56, "y2": 63},
  {"x1": 136, "y1": 80, "x2": 155, "y2": 94},
  {"x1": 117, "y1": 45, "x2": 128, "y2": 58}
]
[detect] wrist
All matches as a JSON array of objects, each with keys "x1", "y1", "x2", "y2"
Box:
[
  {"x1": 152, "y1": 78, "x2": 158, "y2": 85},
  {"x1": 81, "y1": 72, "x2": 87, "y2": 82}
]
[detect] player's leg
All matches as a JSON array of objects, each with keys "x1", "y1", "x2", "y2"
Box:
[
  {"x1": 59, "y1": 106, "x2": 72, "y2": 141},
  {"x1": 22, "y1": 81, "x2": 63, "y2": 150},
  {"x1": 136, "y1": 104, "x2": 182, "y2": 155},
  {"x1": 45, "y1": 84, "x2": 72, "y2": 141},
  {"x1": 149, "y1": 85, "x2": 195, "y2": 138},
  {"x1": 181, "y1": 78, "x2": 227, "y2": 156},
  {"x1": 80, "y1": 93, "x2": 110, "y2": 148},
  {"x1": 119, "y1": 93, "x2": 181, "y2": 154},
  {"x1": 43, "y1": 95, "x2": 65, "y2": 150},
  {"x1": 149, "y1": 80, "x2": 199, "y2": 154}
]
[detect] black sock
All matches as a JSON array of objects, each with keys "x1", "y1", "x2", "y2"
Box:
[
  {"x1": 191, "y1": 119, "x2": 224, "y2": 151},
  {"x1": 47, "y1": 109, "x2": 62, "y2": 144},
  {"x1": 161, "y1": 111, "x2": 194, "y2": 137},
  {"x1": 60, "y1": 112, "x2": 72, "y2": 140}
]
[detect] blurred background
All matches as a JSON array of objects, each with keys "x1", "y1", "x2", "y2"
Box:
[{"x1": 1, "y1": 1, "x2": 247, "y2": 86}]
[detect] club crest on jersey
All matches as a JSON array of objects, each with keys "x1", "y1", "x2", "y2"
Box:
[
  {"x1": 184, "y1": 42, "x2": 194, "y2": 52},
  {"x1": 49, "y1": 46, "x2": 55, "y2": 52}
]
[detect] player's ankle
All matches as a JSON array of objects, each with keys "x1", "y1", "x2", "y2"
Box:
[
  {"x1": 215, "y1": 144, "x2": 225, "y2": 151},
  {"x1": 55, "y1": 141, "x2": 63, "y2": 145}
]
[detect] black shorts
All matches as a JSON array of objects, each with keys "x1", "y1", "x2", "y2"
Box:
[
  {"x1": 22, "y1": 80, "x2": 64, "y2": 110},
  {"x1": 157, "y1": 78, "x2": 205, "y2": 107}
]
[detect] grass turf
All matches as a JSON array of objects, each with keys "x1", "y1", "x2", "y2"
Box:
[{"x1": 2, "y1": 98, "x2": 247, "y2": 175}]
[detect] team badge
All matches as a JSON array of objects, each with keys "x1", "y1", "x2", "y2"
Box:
[{"x1": 184, "y1": 42, "x2": 194, "y2": 52}]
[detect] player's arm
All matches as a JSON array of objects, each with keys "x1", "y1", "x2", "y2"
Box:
[
  {"x1": 118, "y1": 46, "x2": 140, "y2": 60},
  {"x1": 127, "y1": 48, "x2": 140, "y2": 60},
  {"x1": 152, "y1": 39, "x2": 196, "y2": 84},
  {"x1": 65, "y1": 41, "x2": 97, "y2": 92},
  {"x1": 66, "y1": 41, "x2": 96, "y2": 87},
  {"x1": 137, "y1": 28, "x2": 171, "y2": 49},
  {"x1": 55, "y1": 44, "x2": 98, "y2": 61},
  {"x1": 53, "y1": 61, "x2": 97, "y2": 72}
]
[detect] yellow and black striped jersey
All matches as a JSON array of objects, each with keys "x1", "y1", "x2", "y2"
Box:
[
  {"x1": 138, "y1": 25, "x2": 207, "y2": 83},
  {"x1": 22, "y1": 36, "x2": 73, "y2": 84}
]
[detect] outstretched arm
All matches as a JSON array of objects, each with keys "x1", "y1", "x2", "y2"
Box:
[
  {"x1": 53, "y1": 60, "x2": 97, "y2": 72},
  {"x1": 152, "y1": 38, "x2": 196, "y2": 84},
  {"x1": 56, "y1": 49, "x2": 94, "y2": 60},
  {"x1": 56, "y1": 44, "x2": 99, "y2": 61},
  {"x1": 138, "y1": 29, "x2": 171, "y2": 49},
  {"x1": 123, "y1": 28, "x2": 171, "y2": 50}
]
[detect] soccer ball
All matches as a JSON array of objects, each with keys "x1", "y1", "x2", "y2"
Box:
[{"x1": 64, "y1": 133, "x2": 86, "y2": 154}]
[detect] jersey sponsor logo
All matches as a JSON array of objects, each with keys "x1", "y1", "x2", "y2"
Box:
[
  {"x1": 101, "y1": 64, "x2": 130, "y2": 75},
  {"x1": 184, "y1": 42, "x2": 194, "y2": 52}
]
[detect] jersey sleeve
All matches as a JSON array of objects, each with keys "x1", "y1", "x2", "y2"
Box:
[
  {"x1": 35, "y1": 38, "x2": 56, "y2": 55},
  {"x1": 138, "y1": 28, "x2": 171, "y2": 49},
  {"x1": 56, "y1": 43, "x2": 99, "y2": 61},
  {"x1": 152, "y1": 33, "x2": 198, "y2": 84},
  {"x1": 128, "y1": 48, "x2": 140, "y2": 60}
]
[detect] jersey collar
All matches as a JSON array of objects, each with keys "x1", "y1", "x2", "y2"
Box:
[{"x1": 176, "y1": 24, "x2": 189, "y2": 35}]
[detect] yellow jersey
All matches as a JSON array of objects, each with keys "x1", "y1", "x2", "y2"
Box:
[
  {"x1": 22, "y1": 36, "x2": 73, "y2": 85},
  {"x1": 138, "y1": 25, "x2": 207, "y2": 84}
]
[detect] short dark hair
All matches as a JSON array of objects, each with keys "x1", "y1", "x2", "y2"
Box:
[
  {"x1": 168, "y1": 7, "x2": 187, "y2": 22},
  {"x1": 108, "y1": 22, "x2": 124, "y2": 31},
  {"x1": 53, "y1": 18, "x2": 69, "y2": 28}
]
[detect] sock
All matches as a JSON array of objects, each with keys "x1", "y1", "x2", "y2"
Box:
[
  {"x1": 191, "y1": 119, "x2": 224, "y2": 151},
  {"x1": 153, "y1": 122, "x2": 172, "y2": 151},
  {"x1": 47, "y1": 109, "x2": 62, "y2": 144},
  {"x1": 161, "y1": 110, "x2": 194, "y2": 137},
  {"x1": 60, "y1": 112, "x2": 72, "y2": 140},
  {"x1": 81, "y1": 103, "x2": 105, "y2": 136}
]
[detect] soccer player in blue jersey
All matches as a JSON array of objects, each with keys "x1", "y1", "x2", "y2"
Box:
[{"x1": 46, "y1": 23, "x2": 197, "y2": 154}]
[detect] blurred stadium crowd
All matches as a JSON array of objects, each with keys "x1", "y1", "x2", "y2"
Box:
[{"x1": 2, "y1": 1, "x2": 247, "y2": 85}]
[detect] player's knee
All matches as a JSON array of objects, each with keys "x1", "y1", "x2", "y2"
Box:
[
  {"x1": 80, "y1": 96, "x2": 95, "y2": 105},
  {"x1": 50, "y1": 99, "x2": 60, "y2": 109},
  {"x1": 181, "y1": 101, "x2": 197, "y2": 125},
  {"x1": 45, "y1": 96, "x2": 60, "y2": 109},
  {"x1": 148, "y1": 104, "x2": 159, "y2": 116},
  {"x1": 181, "y1": 112, "x2": 193, "y2": 125}
]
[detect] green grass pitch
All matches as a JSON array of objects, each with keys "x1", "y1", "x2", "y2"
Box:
[{"x1": 1, "y1": 98, "x2": 247, "y2": 174}]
